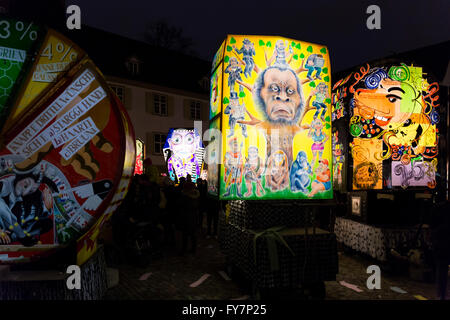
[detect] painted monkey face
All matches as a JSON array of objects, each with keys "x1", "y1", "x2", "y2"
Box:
[
  {"x1": 318, "y1": 84, "x2": 328, "y2": 93},
  {"x1": 316, "y1": 162, "x2": 329, "y2": 178},
  {"x1": 169, "y1": 131, "x2": 197, "y2": 157},
  {"x1": 276, "y1": 40, "x2": 285, "y2": 51},
  {"x1": 260, "y1": 68, "x2": 301, "y2": 122},
  {"x1": 355, "y1": 78, "x2": 411, "y2": 129},
  {"x1": 248, "y1": 147, "x2": 258, "y2": 160},
  {"x1": 229, "y1": 57, "x2": 238, "y2": 68},
  {"x1": 230, "y1": 98, "x2": 239, "y2": 107},
  {"x1": 312, "y1": 120, "x2": 323, "y2": 130},
  {"x1": 273, "y1": 151, "x2": 287, "y2": 167},
  {"x1": 296, "y1": 151, "x2": 308, "y2": 167},
  {"x1": 228, "y1": 139, "x2": 239, "y2": 153}
]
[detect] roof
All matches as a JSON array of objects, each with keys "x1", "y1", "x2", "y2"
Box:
[
  {"x1": 332, "y1": 40, "x2": 450, "y2": 84},
  {"x1": 63, "y1": 25, "x2": 211, "y2": 95}
]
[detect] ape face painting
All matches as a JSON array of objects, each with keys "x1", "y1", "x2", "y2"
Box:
[
  {"x1": 266, "y1": 150, "x2": 289, "y2": 192},
  {"x1": 248, "y1": 146, "x2": 258, "y2": 161},
  {"x1": 259, "y1": 67, "x2": 303, "y2": 123}
]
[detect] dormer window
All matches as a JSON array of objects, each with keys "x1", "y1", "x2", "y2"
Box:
[
  {"x1": 190, "y1": 100, "x2": 201, "y2": 120},
  {"x1": 110, "y1": 85, "x2": 124, "y2": 103},
  {"x1": 126, "y1": 57, "x2": 142, "y2": 76},
  {"x1": 200, "y1": 76, "x2": 209, "y2": 91}
]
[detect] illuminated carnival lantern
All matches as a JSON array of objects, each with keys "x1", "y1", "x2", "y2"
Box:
[
  {"x1": 163, "y1": 128, "x2": 205, "y2": 183},
  {"x1": 0, "y1": 18, "x2": 135, "y2": 264},
  {"x1": 207, "y1": 35, "x2": 333, "y2": 200},
  {"x1": 332, "y1": 59, "x2": 444, "y2": 223},
  {"x1": 135, "y1": 139, "x2": 145, "y2": 175}
]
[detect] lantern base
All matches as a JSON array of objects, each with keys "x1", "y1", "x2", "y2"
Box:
[{"x1": 219, "y1": 200, "x2": 338, "y2": 292}]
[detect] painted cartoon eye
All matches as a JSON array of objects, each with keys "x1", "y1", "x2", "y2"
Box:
[
  {"x1": 186, "y1": 133, "x2": 194, "y2": 144},
  {"x1": 286, "y1": 88, "x2": 295, "y2": 95},
  {"x1": 172, "y1": 134, "x2": 182, "y2": 144},
  {"x1": 270, "y1": 84, "x2": 280, "y2": 93},
  {"x1": 386, "y1": 94, "x2": 401, "y2": 103}
]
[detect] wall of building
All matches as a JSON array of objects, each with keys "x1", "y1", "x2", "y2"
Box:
[{"x1": 106, "y1": 77, "x2": 209, "y2": 169}]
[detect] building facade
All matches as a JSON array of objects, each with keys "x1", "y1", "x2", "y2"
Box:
[
  {"x1": 107, "y1": 76, "x2": 209, "y2": 169},
  {"x1": 64, "y1": 26, "x2": 211, "y2": 172}
]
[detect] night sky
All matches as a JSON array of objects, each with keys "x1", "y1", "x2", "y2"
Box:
[{"x1": 67, "y1": 0, "x2": 450, "y2": 72}]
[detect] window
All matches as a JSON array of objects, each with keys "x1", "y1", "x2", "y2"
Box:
[
  {"x1": 154, "y1": 94, "x2": 168, "y2": 116},
  {"x1": 190, "y1": 100, "x2": 201, "y2": 120},
  {"x1": 200, "y1": 76, "x2": 209, "y2": 91},
  {"x1": 126, "y1": 57, "x2": 141, "y2": 76},
  {"x1": 110, "y1": 85, "x2": 124, "y2": 103},
  {"x1": 128, "y1": 62, "x2": 140, "y2": 75},
  {"x1": 154, "y1": 133, "x2": 167, "y2": 154}
]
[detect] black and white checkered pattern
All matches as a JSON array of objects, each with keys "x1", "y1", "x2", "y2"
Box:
[{"x1": 218, "y1": 200, "x2": 338, "y2": 288}]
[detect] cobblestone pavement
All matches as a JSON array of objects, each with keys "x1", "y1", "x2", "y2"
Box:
[
  {"x1": 103, "y1": 231, "x2": 449, "y2": 300},
  {"x1": 326, "y1": 252, "x2": 449, "y2": 300},
  {"x1": 103, "y1": 231, "x2": 247, "y2": 300}
]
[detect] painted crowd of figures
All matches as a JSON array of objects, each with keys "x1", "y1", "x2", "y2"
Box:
[
  {"x1": 0, "y1": 157, "x2": 112, "y2": 248},
  {"x1": 220, "y1": 38, "x2": 332, "y2": 198}
]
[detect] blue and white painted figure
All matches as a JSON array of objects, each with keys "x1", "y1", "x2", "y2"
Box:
[
  {"x1": 266, "y1": 40, "x2": 293, "y2": 68},
  {"x1": 233, "y1": 38, "x2": 255, "y2": 78},
  {"x1": 0, "y1": 167, "x2": 54, "y2": 247},
  {"x1": 290, "y1": 151, "x2": 312, "y2": 192},
  {"x1": 274, "y1": 40, "x2": 287, "y2": 66},
  {"x1": 223, "y1": 137, "x2": 244, "y2": 198},
  {"x1": 224, "y1": 57, "x2": 243, "y2": 93},
  {"x1": 310, "y1": 82, "x2": 329, "y2": 121},
  {"x1": 243, "y1": 146, "x2": 265, "y2": 197},
  {"x1": 305, "y1": 54, "x2": 325, "y2": 81},
  {"x1": 224, "y1": 92, "x2": 247, "y2": 138}
]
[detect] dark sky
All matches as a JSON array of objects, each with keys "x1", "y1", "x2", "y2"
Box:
[{"x1": 67, "y1": 0, "x2": 450, "y2": 72}]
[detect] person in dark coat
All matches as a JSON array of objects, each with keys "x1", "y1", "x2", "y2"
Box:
[
  {"x1": 161, "y1": 178, "x2": 176, "y2": 246},
  {"x1": 206, "y1": 195, "x2": 220, "y2": 238},
  {"x1": 431, "y1": 199, "x2": 450, "y2": 300},
  {"x1": 178, "y1": 176, "x2": 200, "y2": 255},
  {"x1": 197, "y1": 178, "x2": 208, "y2": 231}
]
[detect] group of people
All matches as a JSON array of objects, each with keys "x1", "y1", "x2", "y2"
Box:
[
  {"x1": 112, "y1": 170, "x2": 220, "y2": 259},
  {"x1": 110, "y1": 161, "x2": 449, "y2": 300}
]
